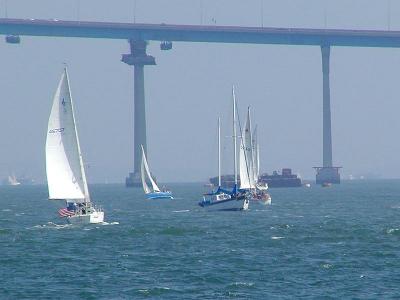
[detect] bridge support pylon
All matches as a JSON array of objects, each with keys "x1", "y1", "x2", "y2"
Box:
[
  {"x1": 314, "y1": 45, "x2": 341, "y2": 185},
  {"x1": 122, "y1": 40, "x2": 156, "y2": 187}
]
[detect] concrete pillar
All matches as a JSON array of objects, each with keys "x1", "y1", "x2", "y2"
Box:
[
  {"x1": 122, "y1": 40, "x2": 156, "y2": 187},
  {"x1": 321, "y1": 45, "x2": 333, "y2": 168},
  {"x1": 314, "y1": 45, "x2": 341, "y2": 184}
]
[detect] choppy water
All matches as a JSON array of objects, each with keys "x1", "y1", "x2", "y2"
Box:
[{"x1": 1, "y1": 181, "x2": 400, "y2": 299}]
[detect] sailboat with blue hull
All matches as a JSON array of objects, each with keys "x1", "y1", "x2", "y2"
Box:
[
  {"x1": 199, "y1": 87, "x2": 249, "y2": 211},
  {"x1": 141, "y1": 145, "x2": 173, "y2": 200}
]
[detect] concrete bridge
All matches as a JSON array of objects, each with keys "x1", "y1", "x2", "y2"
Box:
[{"x1": 2, "y1": 18, "x2": 399, "y2": 185}]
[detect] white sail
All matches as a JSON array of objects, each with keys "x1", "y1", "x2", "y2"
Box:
[
  {"x1": 256, "y1": 143, "x2": 260, "y2": 179},
  {"x1": 244, "y1": 108, "x2": 256, "y2": 188},
  {"x1": 252, "y1": 126, "x2": 259, "y2": 182},
  {"x1": 140, "y1": 145, "x2": 160, "y2": 193},
  {"x1": 46, "y1": 68, "x2": 89, "y2": 203},
  {"x1": 141, "y1": 148, "x2": 151, "y2": 194},
  {"x1": 239, "y1": 134, "x2": 251, "y2": 189}
]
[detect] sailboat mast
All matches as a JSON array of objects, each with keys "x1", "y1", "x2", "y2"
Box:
[
  {"x1": 218, "y1": 117, "x2": 221, "y2": 187},
  {"x1": 257, "y1": 143, "x2": 260, "y2": 178},
  {"x1": 254, "y1": 125, "x2": 260, "y2": 180},
  {"x1": 232, "y1": 86, "x2": 238, "y2": 185}
]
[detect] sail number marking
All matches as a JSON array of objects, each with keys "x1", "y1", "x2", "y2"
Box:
[{"x1": 49, "y1": 128, "x2": 65, "y2": 133}]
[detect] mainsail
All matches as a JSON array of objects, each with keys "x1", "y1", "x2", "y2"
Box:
[
  {"x1": 140, "y1": 145, "x2": 160, "y2": 193},
  {"x1": 141, "y1": 148, "x2": 151, "y2": 194},
  {"x1": 45, "y1": 68, "x2": 90, "y2": 203},
  {"x1": 252, "y1": 126, "x2": 259, "y2": 183},
  {"x1": 239, "y1": 137, "x2": 251, "y2": 189},
  {"x1": 239, "y1": 107, "x2": 256, "y2": 189}
]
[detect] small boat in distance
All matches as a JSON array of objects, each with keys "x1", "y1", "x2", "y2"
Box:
[
  {"x1": 46, "y1": 68, "x2": 104, "y2": 224},
  {"x1": 141, "y1": 145, "x2": 173, "y2": 199},
  {"x1": 2, "y1": 175, "x2": 35, "y2": 186},
  {"x1": 3, "y1": 175, "x2": 21, "y2": 186}
]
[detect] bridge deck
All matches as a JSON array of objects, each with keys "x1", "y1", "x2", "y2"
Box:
[{"x1": 1, "y1": 18, "x2": 400, "y2": 47}]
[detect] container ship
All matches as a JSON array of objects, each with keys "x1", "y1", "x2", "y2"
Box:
[{"x1": 209, "y1": 168, "x2": 302, "y2": 188}]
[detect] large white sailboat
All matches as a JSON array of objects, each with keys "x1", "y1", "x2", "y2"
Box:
[
  {"x1": 46, "y1": 68, "x2": 104, "y2": 224},
  {"x1": 141, "y1": 145, "x2": 173, "y2": 199},
  {"x1": 240, "y1": 108, "x2": 271, "y2": 205},
  {"x1": 239, "y1": 107, "x2": 256, "y2": 191}
]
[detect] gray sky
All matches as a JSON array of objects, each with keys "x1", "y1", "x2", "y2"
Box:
[{"x1": 1, "y1": 0, "x2": 400, "y2": 183}]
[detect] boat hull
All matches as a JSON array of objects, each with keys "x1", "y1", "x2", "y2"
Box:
[
  {"x1": 67, "y1": 211, "x2": 104, "y2": 224},
  {"x1": 146, "y1": 192, "x2": 173, "y2": 199},
  {"x1": 199, "y1": 198, "x2": 249, "y2": 211}
]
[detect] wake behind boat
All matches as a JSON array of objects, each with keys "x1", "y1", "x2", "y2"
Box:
[
  {"x1": 46, "y1": 68, "x2": 104, "y2": 224},
  {"x1": 141, "y1": 145, "x2": 173, "y2": 199}
]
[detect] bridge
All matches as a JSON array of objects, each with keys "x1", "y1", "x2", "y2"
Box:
[
  {"x1": 1, "y1": 18, "x2": 400, "y2": 46},
  {"x1": 2, "y1": 18, "x2": 399, "y2": 185}
]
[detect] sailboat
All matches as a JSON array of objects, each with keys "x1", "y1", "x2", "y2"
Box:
[
  {"x1": 199, "y1": 87, "x2": 249, "y2": 211},
  {"x1": 240, "y1": 108, "x2": 271, "y2": 205},
  {"x1": 4, "y1": 175, "x2": 21, "y2": 186},
  {"x1": 252, "y1": 126, "x2": 268, "y2": 192},
  {"x1": 141, "y1": 145, "x2": 173, "y2": 199},
  {"x1": 46, "y1": 68, "x2": 104, "y2": 224}
]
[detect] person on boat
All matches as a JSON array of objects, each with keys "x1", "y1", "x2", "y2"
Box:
[{"x1": 67, "y1": 202, "x2": 76, "y2": 212}]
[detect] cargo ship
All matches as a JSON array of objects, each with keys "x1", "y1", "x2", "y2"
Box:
[
  {"x1": 259, "y1": 168, "x2": 302, "y2": 188},
  {"x1": 209, "y1": 168, "x2": 302, "y2": 188}
]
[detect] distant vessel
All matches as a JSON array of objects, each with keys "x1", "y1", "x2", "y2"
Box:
[
  {"x1": 322, "y1": 182, "x2": 332, "y2": 188},
  {"x1": 199, "y1": 88, "x2": 249, "y2": 211},
  {"x1": 239, "y1": 107, "x2": 271, "y2": 205},
  {"x1": 259, "y1": 169, "x2": 302, "y2": 188},
  {"x1": 3, "y1": 175, "x2": 21, "y2": 186},
  {"x1": 18, "y1": 176, "x2": 35, "y2": 185},
  {"x1": 211, "y1": 168, "x2": 302, "y2": 188},
  {"x1": 2, "y1": 175, "x2": 35, "y2": 186},
  {"x1": 46, "y1": 68, "x2": 104, "y2": 224},
  {"x1": 141, "y1": 145, "x2": 173, "y2": 199}
]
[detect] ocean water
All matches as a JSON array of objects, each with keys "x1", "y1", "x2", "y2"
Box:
[{"x1": 1, "y1": 180, "x2": 400, "y2": 299}]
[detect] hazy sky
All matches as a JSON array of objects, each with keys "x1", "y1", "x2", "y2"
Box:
[{"x1": 1, "y1": 0, "x2": 400, "y2": 183}]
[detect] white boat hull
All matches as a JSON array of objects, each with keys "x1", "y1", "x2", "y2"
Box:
[{"x1": 67, "y1": 211, "x2": 104, "y2": 224}]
